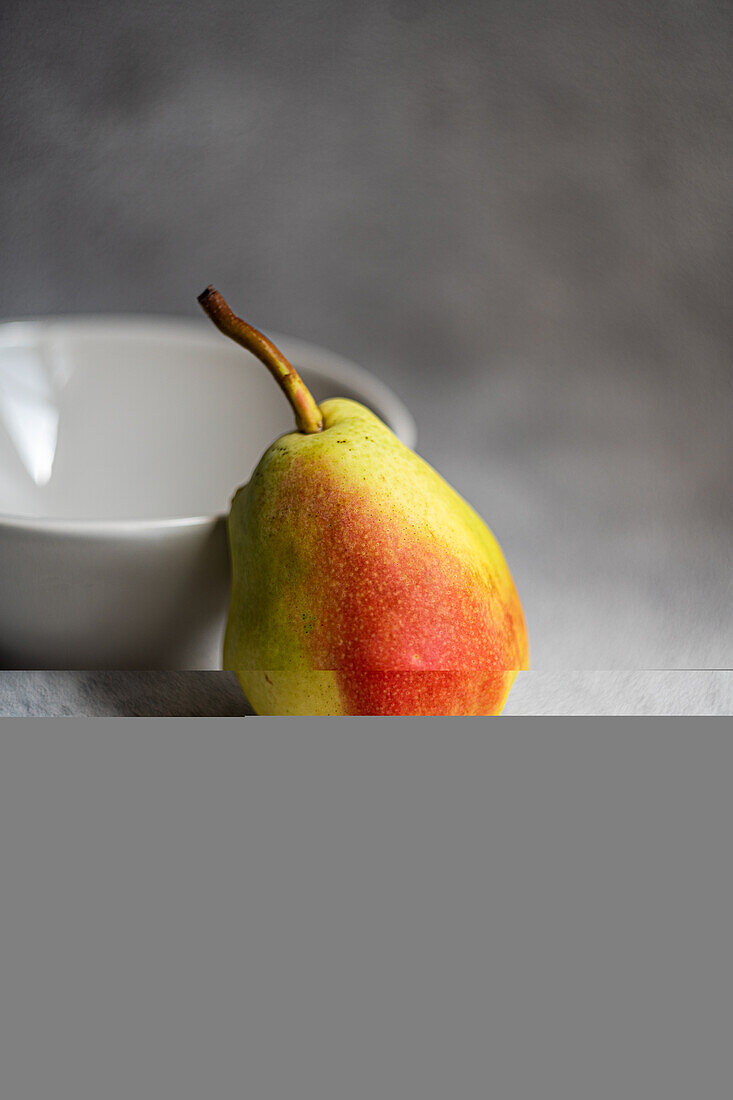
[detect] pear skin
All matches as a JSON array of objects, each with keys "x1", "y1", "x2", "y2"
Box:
[{"x1": 224, "y1": 399, "x2": 528, "y2": 715}]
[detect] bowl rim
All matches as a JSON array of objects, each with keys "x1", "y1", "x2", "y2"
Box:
[{"x1": 0, "y1": 313, "x2": 417, "y2": 535}]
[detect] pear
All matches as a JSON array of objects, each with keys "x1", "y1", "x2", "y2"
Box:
[{"x1": 198, "y1": 287, "x2": 528, "y2": 715}]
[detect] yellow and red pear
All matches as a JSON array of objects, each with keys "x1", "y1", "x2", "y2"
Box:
[{"x1": 199, "y1": 287, "x2": 528, "y2": 715}]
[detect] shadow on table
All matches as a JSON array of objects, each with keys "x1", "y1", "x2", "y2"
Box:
[{"x1": 0, "y1": 671, "x2": 255, "y2": 717}]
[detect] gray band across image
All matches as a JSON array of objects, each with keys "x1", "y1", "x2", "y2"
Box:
[{"x1": 0, "y1": 717, "x2": 731, "y2": 1099}]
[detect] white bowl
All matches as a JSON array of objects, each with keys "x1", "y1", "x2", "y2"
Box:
[{"x1": 0, "y1": 316, "x2": 416, "y2": 669}]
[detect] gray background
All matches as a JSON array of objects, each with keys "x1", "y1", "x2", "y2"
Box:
[
  {"x1": 1, "y1": 1, "x2": 731, "y2": 693},
  {"x1": 1, "y1": 721, "x2": 732, "y2": 1099}
]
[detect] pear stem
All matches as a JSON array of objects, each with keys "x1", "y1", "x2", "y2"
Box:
[{"x1": 197, "y1": 286, "x2": 323, "y2": 434}]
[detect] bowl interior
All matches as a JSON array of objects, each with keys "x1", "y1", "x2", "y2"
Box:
[{"x1": 0, "y1": 317, "x2": 415, "y2": 523}]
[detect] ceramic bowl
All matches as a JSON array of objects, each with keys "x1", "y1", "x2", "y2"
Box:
[{"x1": 0, "y1": 316, "x2": 416, "y2": 669}]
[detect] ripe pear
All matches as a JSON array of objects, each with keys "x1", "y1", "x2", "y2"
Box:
[{"x1": 199, "y1": 287, "x2": 528, "y2": 715}]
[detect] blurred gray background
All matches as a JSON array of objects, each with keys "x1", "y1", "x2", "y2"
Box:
[{"x1": 1, "y1": 0, "x2": 731, "y2": 671}]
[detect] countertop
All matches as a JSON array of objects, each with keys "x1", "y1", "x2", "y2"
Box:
[{"x1": 1, "y1": 671, "x2": 731, "y2": 717}]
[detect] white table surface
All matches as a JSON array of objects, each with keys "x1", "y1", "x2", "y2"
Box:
[{"x1": 0, "y1": 671, "x2": 730, "y2": 717}]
